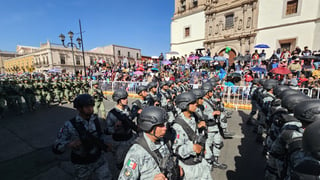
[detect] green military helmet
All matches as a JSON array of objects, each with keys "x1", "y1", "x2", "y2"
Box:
[{"x1": 92, "y1": 80, "x2": 99, "y2": 86}]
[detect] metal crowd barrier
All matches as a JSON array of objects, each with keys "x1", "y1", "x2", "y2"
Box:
[{"x1": 97, "y1": 80, "x2": 320, "y2": 110}]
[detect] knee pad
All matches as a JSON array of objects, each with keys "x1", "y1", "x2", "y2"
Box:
[
  {"x1": 214, "y1": 141, "x2": 224, "y2": 149},
  {"x1": 220, "y1": 116, "x2": 227, "y2": 123}
]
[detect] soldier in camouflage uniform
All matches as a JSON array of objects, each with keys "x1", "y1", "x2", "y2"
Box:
[
  {"x1": 52, "y1": 78, "x2": 63, "y2": 105},
  {"x1": 146, "y1": 82, "x2": 160, "y2": 106},
  {"x1": 33, "y1": 78, "x2": 42, "y2": 104},
  {"x1": 105, "y1": 89, "x2": 138, "y2": 173},
  {"x1": 80, "y1": 78, "x2": 89, "y2": 94},
  {"x1": 287, "y1": 118, "x2": 320, "y2": 179},
  {"x1": 172, "y1": 92, "x2": 213, "y2": 179},
  {"x1": 118, "y1": 106, "x2": 182, "y2": 180},
  {"x1": 22, "y1": 78, "x2": 36, "y2": 112},
  {"x1": 131, "y1": 85, "x2": 149, "y2": 121},
  {"x1": 62, "y1": 77, "x2": 72, "y2": 103},
  {"x1": 52, "y1": 94, "x2": 112, "y2": 180},
  {"x1": 6, "y1": 79, "x2": 23, "y2": 114},
  {"x1": 88, "y1": 81, "x2": 106, "y2": 119},
  {"x1": 256, "y1": 80, "x2": 277, "y2": 143},
  {"x1": 158, "y1": 81, "x2": 175, "y2": 123},
  {"x1": 201, "y1": 83, "x2": 228, "y2": 170}
]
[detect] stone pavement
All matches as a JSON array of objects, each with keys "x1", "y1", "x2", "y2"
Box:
[{"x1": 0, "y1": 97, "x2": 266, "y2": 180}]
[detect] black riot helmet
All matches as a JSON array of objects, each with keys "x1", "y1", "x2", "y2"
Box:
[
  {"x1": 191, "y1": 89, "x2": 205, "y2": 99},
  {"x1": 112, "y1": 89, "x2": 128, "y2": 102},
  {"x1": 252, "y1": 78, "x2": 260, "y2": 85},
  {"x1": 73, "y1": 94, "x2": 95, "y2": 109},
  {"x1": 259, "y1": 79, "x2": 266, "y2": 86},
  {"x1": 273, "y1": 85, "x2": 291, "y2": 97},
  {"x1": 294, "y1": 100, "x2": 320, "y2": 124},
  {"x1": 278, "y1": 89, "x2": 300, "y2": 99},
  {"x1": 147, "y1": 82, "x2": 157, "y2": 91},
  {"x1": 159, "y1": 81, "x2": 168, "y2": 89},
  {"x1": 263, "y1": 79, "x2": 278, "y2": 91},
  {"x1": 175, "y1": 92, "x2": 197, "y2": 111},
  {"x1": 281, "y1": 94, "x2": 310, "y2": 113},
  {"x1": 139, "y1": 106, "x2": 168, "y2": 132},
  {"x1": 136, "y1": 85, "x2": 148, "y2": 95},
  {"x1": 167, "y1": 80, "x2": 174, "y2": 87},
  {"x1": 209, "y1": 79, "x2": 217, "y2": 87},
  {"x1": 302, "y1": 120, "x2": 320, "y2": 160},
  {"x1": 201, "y1": 82, "x2": 213, "y2": 94}
]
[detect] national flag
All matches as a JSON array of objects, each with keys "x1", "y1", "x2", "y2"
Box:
[{"x1": 127, "y1": 160, "x2": 137, "y2": 170}]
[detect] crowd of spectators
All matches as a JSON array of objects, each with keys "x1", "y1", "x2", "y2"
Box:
[{"x1": 83, "y1": 46, "x2": 320, "y2": 91}]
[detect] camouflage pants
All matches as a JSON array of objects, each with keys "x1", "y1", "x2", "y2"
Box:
[
  {"x1": 205, "y1": 131, "x2": 222, "y2": 159},
  {"x1": 94, "y1": 101, "x2": 105, "y2": 119},
  {"x1": 179, "y1": 159, "x2": 213, "y2": 180},
  {"x1": 74, "y1": 156, "x2": 112, "y2": 180},
  {"x1": 23, "y1": 94, "x2": 36, "y2": 111},
  {"x1": 112, "y1": 135, "x2": 136, "y2": 169}
]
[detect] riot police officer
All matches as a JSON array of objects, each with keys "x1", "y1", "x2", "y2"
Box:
[
  {"x1": 119, "y1": 106, "x2": 182, "y2": 180},
  {"x1": 52, "y1": 94, "x2": 112, "y2": 180}
]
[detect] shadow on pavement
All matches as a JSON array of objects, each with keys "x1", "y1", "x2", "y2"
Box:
[
  {"x1": 226, "y1": 110, "x2": 266, "y2": 180},
  {"x1": 0, "y1": 105, "x2": 77, "y2": 180}
]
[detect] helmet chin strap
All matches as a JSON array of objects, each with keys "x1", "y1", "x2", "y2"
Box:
[{"x1": 148, "y1": 127, "x2": 161, "y2": 139}]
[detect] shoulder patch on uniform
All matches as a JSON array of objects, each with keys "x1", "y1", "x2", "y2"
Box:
[
  {"x1": 127, "y1": 160, "x2": 137, "y2": 170},
  {"x1": 124, "y1": 168, "x2": 132, "y2": 177}
]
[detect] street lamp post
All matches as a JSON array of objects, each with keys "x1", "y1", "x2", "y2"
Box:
[{"x1": 59, "y1": 31, "x2": 82, "y2": 75}]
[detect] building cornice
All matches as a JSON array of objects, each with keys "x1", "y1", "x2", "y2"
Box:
[
  {"x1": 204, "y1": 33, "x2": 256, "y2": 44},
  {"x1": 205, "y1": 0, "x2": 258, "y2": 15},
  {"x1": 172, "y1": 6, "x2": 206, "y2": 21},
  {"x1": 256, "y1": 18, "x2": 320, "y2": 31}
]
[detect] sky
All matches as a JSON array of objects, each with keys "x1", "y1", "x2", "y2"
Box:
[{"x1": 0, "y1": 0, "x2": 174, "y2": 56}]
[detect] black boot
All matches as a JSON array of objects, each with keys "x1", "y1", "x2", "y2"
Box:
[
  {"x1": 223, "y1": 128, "x2": 235, "y2": 138},
  {"x1": 213, "y1": 156, "x2": 228, "y2": 170}
]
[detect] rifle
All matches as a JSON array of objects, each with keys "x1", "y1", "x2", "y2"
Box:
[
  {"x1": 193, "y1": 128, "x2": 207, "y2": 163},
  {"x1": 109, "y1": 108, "x2": 138, "y2": 132},
  {"x1": 70, "y1": 117, "x2": 109, "y2": 152}
]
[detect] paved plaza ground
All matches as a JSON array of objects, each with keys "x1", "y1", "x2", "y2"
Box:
[{"x1": 0, "y1": 97, "x2": 265, "y2": 180}]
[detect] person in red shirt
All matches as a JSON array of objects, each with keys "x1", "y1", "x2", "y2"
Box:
[
  {"x1": 244, "y1": 70, "x2": 253, "y2": 86},
  {"x1": 298, "y1": 73, "x2": 308, "y2": 87}
]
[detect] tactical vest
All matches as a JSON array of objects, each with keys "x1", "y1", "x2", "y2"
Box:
[
  {"x1": 173, "y1": 116, "x2": 203, "y2": 165},
  {"x1": 69, "y1": 117, "x2": 102, "y2": 164}
]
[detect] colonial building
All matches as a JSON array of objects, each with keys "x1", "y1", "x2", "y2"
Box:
[
  {"x1": 171, "y1": 0, "x2": 320, "y2": 64},
  {"x1": 171, "y1": 0, "x2": 207, "y2": 56},
  {"x1": 255, "y1": 0, "x2": 320, "y2": 56},
  {"x1": 90, "y1": 44, "x2": 142, "y2": 64},
  {"x1": 4, "y1": 41, "x2": 114, "y2": 74},
  {"x1": 204, "y1": 0, "x2": 258, "y2": 65},
  {"x1": 0, "y1": 51, "x2": 21, "y2": 74}
]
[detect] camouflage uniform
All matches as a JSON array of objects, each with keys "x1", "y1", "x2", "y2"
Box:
[
  {"x1": 105, "y1": 105, "x2": 136, "y2": 170},
  {"x1": 118, "y1": 133, "x2": 171, "y2": 180},
  {"x1": 53, "y1": 114, "x2": 112, "y2": 180},
  {"x1": 88, "y1": 81, "x2": 106, "y2": 119},
  {"x1": 172, "y1": 113, "x2": 213, "y2": 180}
]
